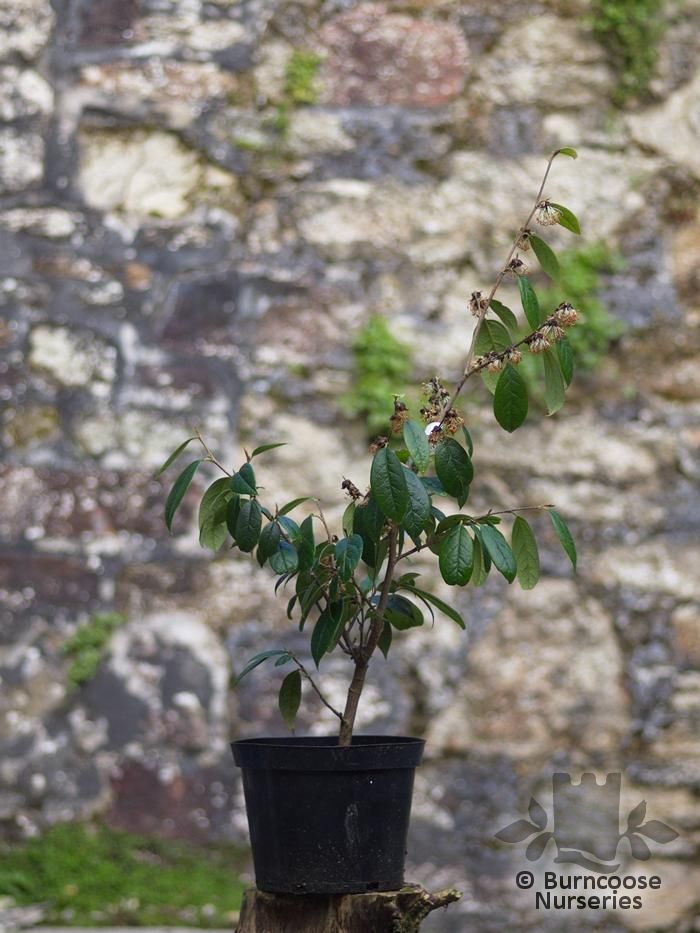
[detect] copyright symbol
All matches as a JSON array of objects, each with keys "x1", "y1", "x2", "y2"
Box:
[{"x1": 516, "y1": 871, "x2": 534, "y2": 889}]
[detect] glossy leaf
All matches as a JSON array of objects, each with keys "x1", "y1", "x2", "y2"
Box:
[
  {"x1": 399, "y1": 582, "x2": 466, "y2": 629},
  {"x1": 435, "y1": 438, "x2": 473, "y2": 506},
  {"x1": 155, "y1": 437, "x2": 197, "y2": 477},
  {"x1": 530, "y1": 234, "x2": 560, "y2": 280},
  {"x1": 354, "y1": 496, "x2": 385, "y2": 567},
  {"x1": 257, "y1": 520, "x2": 281, "y2": 566},
  {"x1": 370, "y1": 447, "x2": 408, "y2": 522},
  {"x1": 549, "y1": 509, "x2": 577, "y2": 570},
  {"x1": 297, "y1": 515, "x2": 315, "y2": 572},
  {"x1": 377, "y1": 620, "x2": 392, "y2": 658},
  {"x1": 278, "y1": 669, "x2": 301, "y2": 730},
  {"x1": 250, "y1": 442, "x2": 286, "y2": 458},
  {"x1": 269, "y1": 540, "x2": 299, "y2": 574},
  {"x1": 235, "y1": 499, "x2": 262, "y2": 552},
  {"x1": 231, "y1": 463, "x2": 257, "y2": 496},
  {"x1": 439, "y1": 524, "x2": 474, "y2": 586},
  {"x1": 489, "y1": 298, "x2": 519, "y2": 333},
  {"x1": 234, "y1": 649, "x2": 288, "y2": 685},
  {"x1": 310, "y1": 604, "x2": 343, "y2": 667},
  {"x1": 198, "y1": 477, "x2": 231, "y2": 530},
  {"x1": 479, "y1": 524, "x2": 517, "y2": 582},
  {"x1": 342, "y1": 501, "x2": 355, "y2": 536},
  {"x1": 557, "y1": 334, "x2": 574, "y2": 386},
  {"x1": 278, "y1": 496, "x2": 313, "y2": 516},
  {"x1": 384, "y1": 594, "x2": 424, "y2": 630},
  {"x1": 226, "y1": 495, "x2": 241, "y2": 538},
  {"x1": 335, "y1": 534, "x2": 363, "y2": 581},
  {"x1": 512, "y1": 516, "x2": 540, "y2": 590},
  {"x1": 470, "y1": 533, "x2": 489, "y2": 586},
  {"x1": 543, "y1": 347, "x2": 566, "y2": 415},
  {"x1": 403, "y1": 420, "x2": 431, "y2": 473},
  {"x1": 518, "y1": 276, "x2": 543, "y2": 329},
  {"x1": 494, "y1": 364, "x2": 528, "y2": 433},
  {"x1": 165, "y1": 459, "x2": 202, "y2": 532},
  {"x1": 556, "y1": 147, "x2": 578, "y2": 159},
  {"x1": 402, "y1": 468, "x2": 432, "y2": 541},
  {"x1": 549, "y1": 202, "x2": 581, "y2": 235},
  {"x1": 421, "y1": 476, "x2": 448, "y2": 497}
]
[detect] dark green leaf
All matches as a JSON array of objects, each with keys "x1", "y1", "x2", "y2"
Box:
[
  {"x1": 274, "y1": 652, "x2": 292, "y2": 667},
  {"x1": 377, "y1": 620, "x2": 392, "y2": 658},
  {"x1": 269, "y1": 540, "x2": 299, "y2": 574},
  {"x1": 278, "y1": 670, "x2": 302, "y2": 730},
  {"x1": 439, "y1": 524, "x2": 474, "y2": 586},
  {"x1": 354, "y1": 496, "x2": 385, "y2": 567},
  {"x1": 165, "y1": 459, "x2": 202, "y2": 532},
  {"x1": 335, "y1": 534, "x2": 363, "y2": 581},
  {"x1": 235, "y1": 499, "x2": 262, "y2": 552},
  {"x1": 297, "y1": 515, "x2": 315, "y2": 572},
  {"x1": 421, "y1": 476, "x2": 448, "y2": 497},
  {"x1": 557, "y1": 335, "x2": 574, "y2": 386},
  {"x1": 469, "y1": 534, "x2": 489, "y2": 587},
  {"x1": 231, "y1": 462, "x2": 257, "y2": 496},
  {"x1": 435, "y1": 513, "x2": 471, "y2": 535},
  {"x1": 385, "y1": 594, "x2": 424, "y2": 630},
  {"x1": 370, "y1": 447, "x2": 408, "y2": 522},
  {"x1": 494, "y1": 364, "x2": 528, "y2": 433},
  {"x1": 512, "y1": 516, "x2": 540, "y2": 590},
  {"x1": 543, "y1": 347, "x2": 566, "y2": 414},
  {"x1": 155, "y1": 436, "x2": 197, "y2": 477},
  {"x1": 234, "y1": 649, "x2": 288, "y2": 685},
  {"x1": 435, "y1": 438, "x2": 473, "y2": 506},
  {"x1": 402, "y1": 468, "x2": 432, "y2": 540},
  {"x1": 226, "y1": 495, "x2": 241, "y2": 538},
  {"x1": 549, "y1": 509, "x2": 577, "y2": 570},
  {"x1": 198, "y1": 477, "x2": 231, "y2": 531},
  {"x1": 518, "y1": 276, "x2": 543, "y2": 329},
  {"x1": 257, "y1": 521, "x2": 281, "y2": 566},
  {"x1": 277, "y1": 515, "x2": 301, "y2": 543},
  {"x1": 489, "y1": 298, "x2": 519, "y2": 333},
  {"x1": 250, "y1": 442, "x2": 286, "y2": 458},
  {"x1": 310, "y1": 604, "x2": 343, "y2": 667},
  {"x1": 403, "y1": 420, "x2": 431, "y2": 473},
  {"x1": 475, "y1": 318, "x2": 513, "y2": 394},
  {"x1": 342, "y1": 501, "x2": 356, "y2": 536},
  {"x1": 549, "y1": 202, "x2": 581, "y2": 235},
  {"x1": 278, "y1": 497, "x2": 313, "y2": 516},
  {"x1": 479, "y1": 524, "x2": 517, "y2": 582},
  {"x1": 556, "y1": 147, "x2": 578, "y2": 159},
  {"x1": 399, "y1": 583, "x2": 466, "y2": 629},
  {"x1": 462, "y1": 426, "x2": 474, "y2": 458},
  {"x1": 530, "y1": 234, "x2": 560, "y2": 280}
]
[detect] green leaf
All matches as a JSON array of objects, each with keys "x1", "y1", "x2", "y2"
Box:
[
  {"x1": 278, "y1": 669, "x2": 302, "y2": 730},
  {"x1": 402, "y1": 468, "x2": 432, "y2": 540},
  {"x1": 518, "y1": 276, "x2": 543, "y2": 329},
  {"x1": 370, "y1": 447, "x2": 408, "y2": 522},
  {"x1": 377, "y1": 619, "x2": 392, "y2": 658},
  {"x1": 434, "y1": 438, "x2": 473, "y2": 506},
  {"x1": 234, "y1": 649, "x2": 288, "y2": 685},
  {"x1": 421, "y1": 476, "x2": 448, "y2": 497},
  {"x1": 277, "y1": 515, "x2": 301, "y2": 543},
  {"x1": 269, "y1": 540, "x2": 299, "y2": 574},
  {"x1": 549, "y1": 509, "x2": 577, "y2": 570},
  {"x1": 494, "y1": 364, "x2": 528, "y2": 433},
  {"x1": 398, "y1": 583, "x2": 466, "y2": 629},
  {"x1": 469, "y1": 534, "x2": 489, "y2": 587},
  {"x1": 479, "y1": 524, "x2": 517, "y2": 582},
  {"x1": 543, "y1": 347, "x2": 566, "y2": 415},
  {"x1": 530, "y1": 234, "x2": 560, "y2": 280},
  {"x1": 556, "y1": 147, "x2": 578, "y2": 159},
  {"x1": 231, "y1": 462, "x2": 257, "y2": 496},
  {"x1": 342, "y1": 501, "x2": 356, "y2": 536},
  {"x1": 278, "y1": 497, "x2": 313, "y2": 516},
  {"x1": 489, "y1": 299, "x2": 519, "y2": 333},
  {"x1": 335, "y1": 534, "x2": 363, "y2": 581},
  {"x1": 557, "y1": 335, "x2": 574, "y2": 386},
  {"x1": 257, "y1": 521, "x2": 282, "y2": 566},
  {"x1": 310, "y1": 604, "x2": 344, "y2": 667},
  {"x1": 512, "y1": 516, "x2": 540, "y2": 590},
  {"x1": 403, "y1": 420, "x2": 431, "y2": 473},
  {"x1": 550, "y1": 202, "x2": 581, "y2": 235},
  {"x1": 475, "y1": 318, "x2": 513, "y2": 394},
  {"x1": 235, "y1": 499, "x2": 262, "y2": 552},
  {"x1": 198, "y1": 477, "x2": 231, "y2": 530},
  {"x1": 439, "y1": 524, "x2": 474, "y2": 586},
  {"x1": 385, "y1": 594, "x2": 424, "y2": 630},
  {"x1": 155, "y1": 436, "x2": 197, "y2": 477},
  {"x1": 226, "y1": 495, "x2": 241, "y2": 538},
  {"x1": 297, "y1": 515, "x2": 315, "y2": 572},
  {"x1": 165, "y1": 459, "x2": 202, "y2": 532},
  {"x1": 250, "y1": 442, "x2": 286, "y2": 458}
]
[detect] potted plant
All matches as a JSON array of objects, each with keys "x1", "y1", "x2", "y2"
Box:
[{"x1": 157, "y1": 150, "x2": 581, "y2": 896}]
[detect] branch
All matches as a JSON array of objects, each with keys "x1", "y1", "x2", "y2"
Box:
[{"x1": 288, "y1": 652, "x2": 343, "y2": 721}]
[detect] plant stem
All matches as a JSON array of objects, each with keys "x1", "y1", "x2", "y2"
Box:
[
  {"x1": 288, "y1": 653, "x2": 344, "y2": 721},
  {"x1": 338, "y1": 524, "x2": 399, "y2": 745}
]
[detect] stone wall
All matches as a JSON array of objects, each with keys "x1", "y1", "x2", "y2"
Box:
[{"x1": 1, "y1": 1, "x2": 700, "y2": 930}]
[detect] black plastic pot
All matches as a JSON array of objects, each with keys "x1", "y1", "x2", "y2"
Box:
[{"x1": 231, "y1": 735, "x2": 425, "y2": 895}]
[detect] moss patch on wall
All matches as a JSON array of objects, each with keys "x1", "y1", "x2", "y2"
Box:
[{"x1": 590, "y1": 0, "x2": 666, "y2": 104}]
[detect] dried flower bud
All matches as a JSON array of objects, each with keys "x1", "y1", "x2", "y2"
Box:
[
  {"x1": 369, "y1": 435, "x2": 388, "y2": 454},
  {"x1": 470, "y1": 355, "x2": 487, "y2": 372},
  {"x1": 442, "y1": 408, "x2": 465, "y2": 434},
  {"x1": 506, "y1": 347, "x2": 523, "y2": 365},
  {"x1": 554, "y1": 302, "x2": 579, "y2": 327},
  {"x1": 469, "y1": 290, "x2": 489, "y2": 316},
  {"x1": 528, "y1": 335, "x2": 551, "y2": 354},
  {"x1": 517, "y1": 229, "x2": 533, "y2": 250},
  {"x1": 507, "y1": 256, "x2": 528, "y2": 276},
  {"x1": 422, "y1": 376, "x2": 450, "y2": 407},
  {"x1": 427, "y1": 424, "x2": 444, "y2": 446},
  {"x1": 487, "y1": 356, "x2": 505, "y2": 373},
  {"x1": 534, "y1": 200, "x2": 561, "y2": 227},
  {"x1": 341, "y1": 478, "x2": 362, "y2": 500},
  {"x1": 420, "y1": 404, "x2": 439, "y2": 423},
  {"x1": 540, "y1": 323, "x2": 565, "y2": 343}
]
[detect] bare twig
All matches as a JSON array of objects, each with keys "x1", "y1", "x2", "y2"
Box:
[{"x1": 288, "y1": 652, "x2": 344, "y2": 721}]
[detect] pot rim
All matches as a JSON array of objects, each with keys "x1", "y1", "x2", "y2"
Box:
[{"x1": 231, "y1": 734, "x2": 425, "y2": 771}]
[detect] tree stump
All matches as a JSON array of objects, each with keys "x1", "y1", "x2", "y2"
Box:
[{"x1": 235, "y1": 884, "x2": 462, "y2": 932}]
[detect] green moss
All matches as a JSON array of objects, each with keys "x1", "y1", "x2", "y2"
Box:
[
  {"x1": 62, "y1": 613, "x2": 125, "y2": 687},
  {"x1": 590, "y1": 0, "x2": 666, "y2": 104},
  {"x1": 284, "y1": 51, "x2": 322, "y2": 105},
  {"x1": 0, "y1": 822, "x2": 248, "y2": 928},
  {"x1": 341, "y1": 315, "x2": 414, "y2": 438}
]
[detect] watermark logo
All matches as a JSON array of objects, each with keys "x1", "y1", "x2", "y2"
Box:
[{"x1": 496, "y1": 772, "x2": 678, "y2": 873}]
